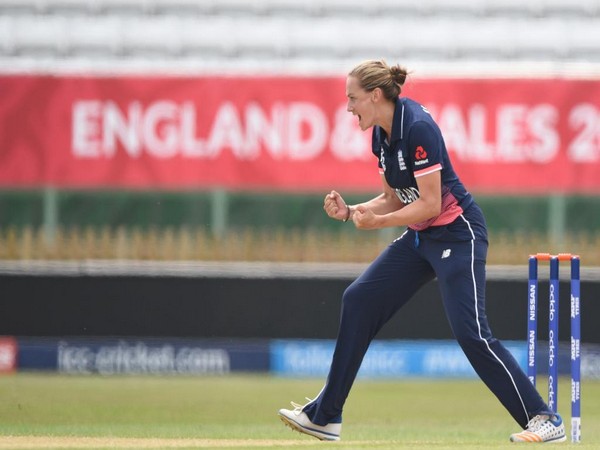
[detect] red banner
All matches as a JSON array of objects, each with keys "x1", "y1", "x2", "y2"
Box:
[
  {"x1": 1, "y1": 75, "x2": 600, "y2": 193},
  {"x1": 0, "y1": 337, "x2": 17, "y2": 373}
]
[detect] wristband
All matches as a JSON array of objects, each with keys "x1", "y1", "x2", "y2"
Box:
[{"x1": 343, "y1": 205, "x2": 351, "y2": 222}]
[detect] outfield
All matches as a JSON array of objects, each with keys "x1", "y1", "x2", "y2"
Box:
[{"x1": 0, "y1": 374, "x2": 597, "y2": 449}]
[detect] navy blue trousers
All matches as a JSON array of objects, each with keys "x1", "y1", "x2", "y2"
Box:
[{"x1": 304, "y1": 206, "x2": 551, "y2": 429}]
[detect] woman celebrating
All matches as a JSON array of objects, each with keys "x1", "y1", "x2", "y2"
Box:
[{"x1": 278, "y1": 60, "x2": 565, "y2": 444}]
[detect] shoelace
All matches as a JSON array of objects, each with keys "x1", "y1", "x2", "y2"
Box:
[
  {"x1": 525, "y1": 415, "x2": 549, "y2": 432},
  {"x1": 290, "y1": 397, "x2": 315, "y2": 414}
]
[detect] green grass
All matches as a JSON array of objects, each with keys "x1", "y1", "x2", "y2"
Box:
[{"x1": 0, "y1": 373, "x2": 598, "y2": 449}]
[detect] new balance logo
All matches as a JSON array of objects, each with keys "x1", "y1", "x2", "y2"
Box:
[{"x1": 442, "y1": 249, "x2": 451, "y2": 259}]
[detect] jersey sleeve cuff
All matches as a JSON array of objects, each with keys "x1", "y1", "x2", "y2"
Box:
[{"x1": 414, "y1": 163, "x2": 442, "y2": 178}]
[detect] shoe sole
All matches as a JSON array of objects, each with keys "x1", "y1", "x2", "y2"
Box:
[
  {"x1": 278, "y1": 413, "x2": 340, "y2": 441},
  {"x1": 510, "y1": 434, "x2": 567, "y2": 443}
]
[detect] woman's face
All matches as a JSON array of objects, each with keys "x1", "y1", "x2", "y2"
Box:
[{"x1": 346, "y1": 76, "x2": 376, "y2": 131}]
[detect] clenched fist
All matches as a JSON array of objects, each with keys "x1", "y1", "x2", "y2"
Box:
[
  {"x1": 352, "y1": 204, "x2": 379, "y2": 229},
  {"x1": 323, "y1": 190, "x2": 349, "y2": 221}
]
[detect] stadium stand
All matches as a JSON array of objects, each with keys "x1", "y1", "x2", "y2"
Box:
[{"x1": 1, "y1": 0, "x2": 599, "y2": 75}]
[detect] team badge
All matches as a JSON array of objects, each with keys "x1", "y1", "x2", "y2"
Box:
[{"x1": 415, "y1": 146, "x2": 427, "y2": 160}]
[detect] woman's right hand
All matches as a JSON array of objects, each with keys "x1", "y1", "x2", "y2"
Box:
[{"x1": 323, "y1": 190, "x2": 349, "y2": 221}]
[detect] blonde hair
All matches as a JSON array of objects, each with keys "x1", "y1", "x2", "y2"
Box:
[{"x1": 348, "y1": 60, "x2": 409, "y2": 100}]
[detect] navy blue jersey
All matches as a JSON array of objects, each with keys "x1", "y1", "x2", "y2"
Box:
[{"x1": 372, "y1": 97, "x2": 474, "y2": 231}]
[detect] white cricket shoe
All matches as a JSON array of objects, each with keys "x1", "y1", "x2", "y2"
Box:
[
  {"x1": 510, "y1": 413, "x2": 566, "y2": 443},
  {"x1": 278, "y1": 401, "x2": 341, "y2": 441}
]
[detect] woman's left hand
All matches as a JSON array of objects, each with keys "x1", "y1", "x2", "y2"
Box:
[{"x1": 352, "y1": 205, "x2": 380, "y2": 229}]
